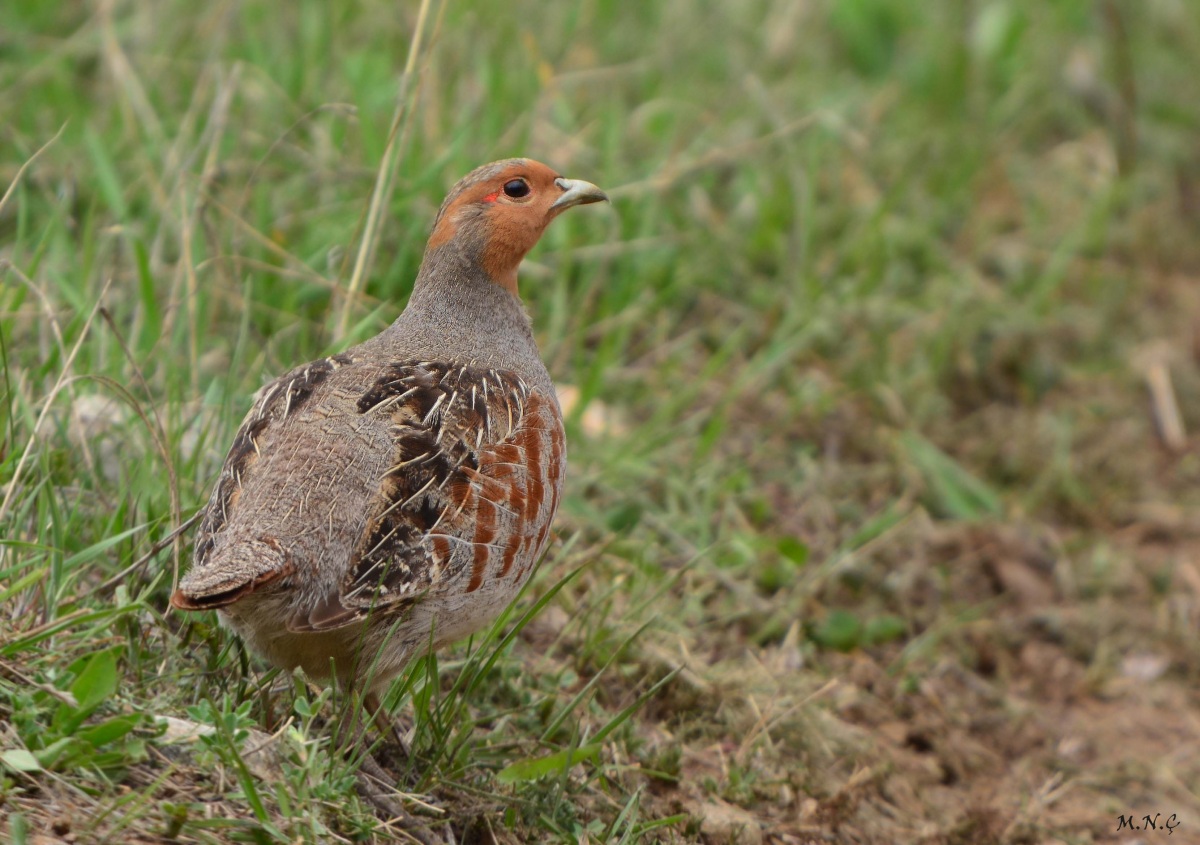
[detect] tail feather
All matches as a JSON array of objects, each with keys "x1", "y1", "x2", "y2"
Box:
[{"x1": 171, "y1": 536, "x2": 291, "y2": 611}]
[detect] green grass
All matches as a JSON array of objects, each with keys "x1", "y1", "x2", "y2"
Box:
[{"x1": 4, "y1": 0, "x2": 1200, "y2": 842}]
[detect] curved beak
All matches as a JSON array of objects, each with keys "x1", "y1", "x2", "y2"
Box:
[{"x1": 551, "y1": 177, "x2": 608, "y2": 210}]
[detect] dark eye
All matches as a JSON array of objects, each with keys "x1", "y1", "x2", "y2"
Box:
[{"x1": 503, "y1": 179, "x2": 530, "y2": 198}]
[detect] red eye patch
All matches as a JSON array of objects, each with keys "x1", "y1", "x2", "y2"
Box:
[{"x1": 482, "y1": 191, "x2": 500, "y2": 203}]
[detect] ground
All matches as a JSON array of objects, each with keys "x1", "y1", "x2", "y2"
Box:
[{"x1": 2, "y1": 0, "x2": 1200, "y2": 843}]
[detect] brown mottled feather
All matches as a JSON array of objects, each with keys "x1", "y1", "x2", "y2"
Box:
[
  {"x1": 185, "y1": 355, "x2": 352, "y2": 601},
  {"x1": 179, "y1": 359, "x2": 562, "y2": 583},
  {"x1": 289, "y1": 362, "x2": 564, "y2": 631}
]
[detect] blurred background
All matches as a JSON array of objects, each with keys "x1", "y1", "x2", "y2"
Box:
[{"x1": 3, "y1": 0, "x2": 1200, "y2": 842}]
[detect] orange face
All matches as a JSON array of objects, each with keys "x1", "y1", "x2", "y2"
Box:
[{"x1": 427, "y1": 159, "x2": 607, "y2": 294}]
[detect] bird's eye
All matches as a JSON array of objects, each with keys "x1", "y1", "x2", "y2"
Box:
[{"x1": 503, "y1": 179, "x2": 530, "y2": 198}]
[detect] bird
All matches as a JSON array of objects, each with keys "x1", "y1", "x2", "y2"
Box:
[{"x1": 171, "y1": 158, "x2": 606, "y2": 721}]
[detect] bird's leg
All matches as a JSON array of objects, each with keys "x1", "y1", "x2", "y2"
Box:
[
  {"x1": 364, "y1": 690, "x2": 413, "y2": 760},
  {"x1": 334, "y1": 690, "x2": 440, "y2": 844},
  {"x1": 354, "y1": 752, "x2": 442, "y2": 845},
  {"x1": 349, "y1": 748, "x2": 440, "y2": 842}
]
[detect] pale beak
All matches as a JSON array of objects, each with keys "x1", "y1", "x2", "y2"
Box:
[{"x1": 551, "y1": 177, "x2": 608, "y2": 210}]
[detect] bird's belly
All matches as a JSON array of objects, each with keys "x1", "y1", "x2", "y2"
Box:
[{"x1": 215, "y1": 586, "x2": 335, "y2": 671}]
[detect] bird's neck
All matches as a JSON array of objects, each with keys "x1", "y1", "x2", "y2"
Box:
[
  {"x1": 409, "y1": 241, "x2": 520, "y2": 304},
  {"x1": 370, "y1": 244, "x2": 546, "y2": 381}
]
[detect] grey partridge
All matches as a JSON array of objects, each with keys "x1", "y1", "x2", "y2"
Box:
[{"x1": 172, "y1": 159, "x2": 606, "y2": 713}]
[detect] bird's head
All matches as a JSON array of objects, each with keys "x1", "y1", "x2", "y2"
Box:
[{"x1": 425, "y1": 158, "x2": 608, "y2": 295}]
